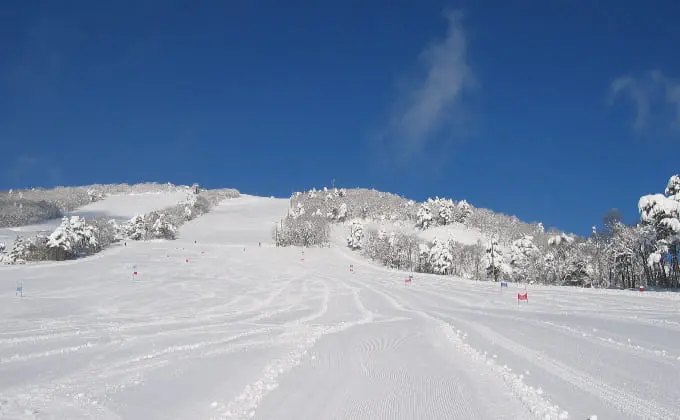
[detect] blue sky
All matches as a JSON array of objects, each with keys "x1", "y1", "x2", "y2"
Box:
[{"x1": 1, "y1": 0, "x2": 679, "y2": 235}]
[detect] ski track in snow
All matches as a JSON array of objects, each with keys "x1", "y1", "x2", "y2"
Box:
[{"x1": 1, "y1": 195, "x2": 679, "y2": 419}]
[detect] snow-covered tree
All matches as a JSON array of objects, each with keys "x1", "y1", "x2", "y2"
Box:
[
  {"x1": 46, "y1": 216, "x2": 99, "y2": 260},
  {"x1": 69, "y1": 216, "x2": 99, "y2": 250},
  {"x1": 429, "y1": 238, "x2": 453, "y2": 274},
  {"x1": 347, "y1": 220, "x2": 364, "y2": 250},
  {"x1": 327, "y1": 202, "x2": 348, "y2": 221},
  {"x1": 150, "y1": 213, "x2": 177, "y2": 240},
  {"x1": 665, "y1": 175, "x2": 680, "y2": 198},
  {"x1": 416, "y1": 197, "x2": 458, "y2": 228},
  {"x1": 485, "y1": 236, "x2": 508, "y2": 281},
  {"x1": 47, "y1": 218, "x2": 76, "y2": 259},
  {"x1": 87, "y1": 188, "x2": 104, "y2": 202},
  {"x1": 273, "y1": 213, "x2": 330, "y2": 247},
  {"x1": 124, "y1": 214, "x2": 149, "y2": 240},
  {"x1": 183, "y1": 193, "x2": 198, "y2": 221},
  {"x1": 455, "y1": 200, "x2": 473, "y2": 222},
  {"x1": 436, "y1": 198, "x2": 456, "y2": 225},
  {"x1": 416, "y1": 204, "x2": 434, "y2": 229},
  {"x1": 8, "y1": 235, "x2": 30, "y2": 264},
  {"x1": 638, "y1": 174, "x2": 680, "y2": 288},
  {"x1": 509, "y1": 235, "x2": 540, "y2": 283},
  {"x1": 291, "y1": 203, "x2": 306, "y2": 219},
  {"x1": 543, "y1": 233, "x2": 592, "y2": 286},
  {"x1": 0, "y1": 242, "x2": 8, "y2": 264}
]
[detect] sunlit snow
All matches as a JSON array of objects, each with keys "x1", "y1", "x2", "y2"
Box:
[{"x1": 1, "y1": 195, "x2": 679, "y2": 419}]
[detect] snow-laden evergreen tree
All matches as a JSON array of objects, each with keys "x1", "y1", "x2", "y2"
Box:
[
  {"x1": 509, "y1": 235, "x2": 540, "y2": 283},
  {"x1": 665, "y1": 174, "x2": 680, "y2": 197},
  {"x1": 455, "y1": 199, "x2": 473, "y2": 222},
  {"x1": 417, "y1": 243, "x2": 432, "y2": 272},
  {"x1": 107, "y1": 219, "x2": 124, "y2": 241},
  {"x1": 328, "y1": 202, "x2": 348, "y2": 221},
  {"x1": 150, "y1": 213, "x2": 177, "y2": 240},
  {"x1": 0, "y1": 242, "x2": 8, "y2": 264},
  {"x1": 417, "y1": 198, "x2": 449, "y2": 227},
  {"x1": 8, "y1": 235, "x2": 30, "y2": 264},
  {"x1": 429, "y1": 238, "x2": 453, "y2": 274},
  {"x1": 416, "y1": 204, "x2": 434, "y2": 229},
  {"x1": 69, "y1": 216, "x2": 99, "y2": 251},
  {"x1": 125, "y1": 214, "x2": 149, "y2": 240},
  {"x1": 347, "y1": 220, "x2": 364, "y2": 250},
  {"x1": 183, "y1": 193, "x2": 198, "y2": 221},
  {"x1": 638, "y1": 175, "x2": 680, "y2": 288},
  {"x1": 47, "y1": 217, "x2": 76, "y2": 260},
  {"x1": 47, "y1": 216, "x2": 99, "y2": 260},
  {"x1": 485, "y1": 236, "x2": 508, "y2": 281},
  {"x1": 544, "y1": 233, "x2": 592, "y2": 285},
  {"x1": 87, "y1": 188, "x2": 104, "y2": 202},
  {"x1": 291, "y1": 203, "x2": 306, "y2": 219},
  {"x1": 436, "y1": 198, "x2": 456, "y2": 225},
  {"x1": 337, "y1": 202, "x2": 348, "y2": 221}
]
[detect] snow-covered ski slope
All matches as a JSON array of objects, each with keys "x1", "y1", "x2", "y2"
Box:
[{"x1": 1, "y1": 195, "x2": 679, "y2": 420}]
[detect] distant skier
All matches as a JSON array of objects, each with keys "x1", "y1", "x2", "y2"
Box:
[{"x1": 258, "y1": 242, "x2": 261, "y2": 247}]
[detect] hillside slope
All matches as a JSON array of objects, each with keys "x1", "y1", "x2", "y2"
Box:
[
  {"x1": 1, "y1": 195, "x2": 678, "y2": 419},
  {"x1": 0, "y1": 190, "x2": 189, "y2": 246}
]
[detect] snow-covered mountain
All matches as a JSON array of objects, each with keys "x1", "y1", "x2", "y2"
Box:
[
  {"x1": 3, "y1": 176, "x2": 680, "y2": 292},
  {"x1": 1, "y1": 192, "x2": 678, "y2": 419}
]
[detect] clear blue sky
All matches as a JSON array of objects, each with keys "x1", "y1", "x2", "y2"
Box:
[{"x1": 2, "y1": 0, "x2": 679, "y2": 235}]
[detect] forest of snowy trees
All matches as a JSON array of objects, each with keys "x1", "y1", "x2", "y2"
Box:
[
  {"x1": 0, "y1": 183, "x2": 180, "y2": 228},
  {"x1": 278, "y1": 175, "x2": 680, "y2": 290},
  {"x1": 0, "y1": 185, "x2": 239, "y2": 264}
]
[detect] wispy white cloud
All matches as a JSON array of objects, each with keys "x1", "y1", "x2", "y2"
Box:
[
  {"x1": 609, "y1": 70, "x2": 680, "y2": 132},
  {"x1": 380, "y1": 10, "x2": 474, "y2": 159}
]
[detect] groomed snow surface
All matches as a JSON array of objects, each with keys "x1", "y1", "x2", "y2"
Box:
[{"x1": 1, "y1": 195, "x2": 679, "y2": 419}]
